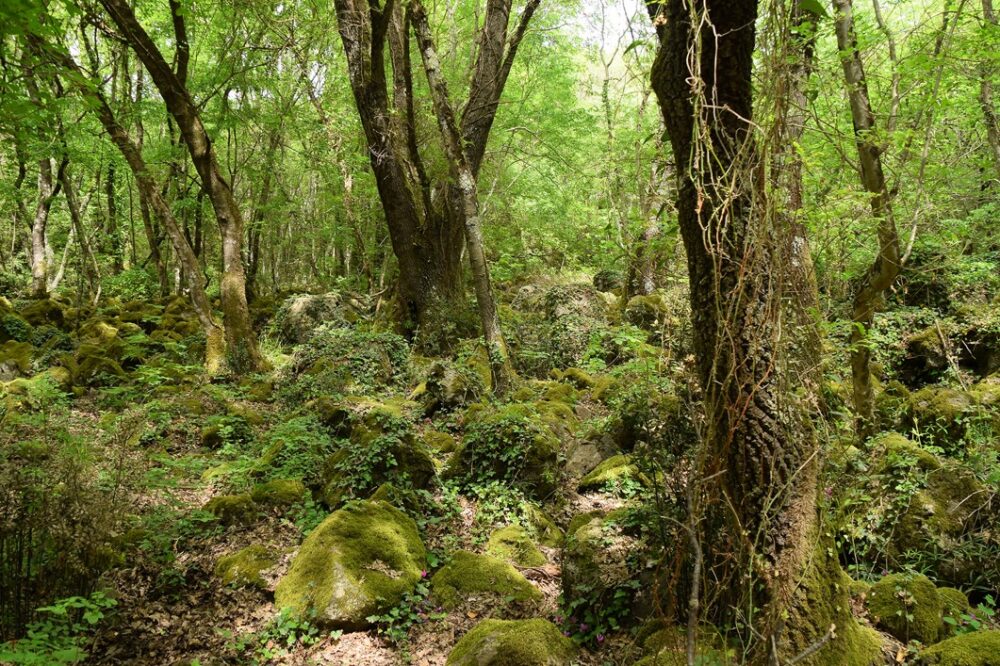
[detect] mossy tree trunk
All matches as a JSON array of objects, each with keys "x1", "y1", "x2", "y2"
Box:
[
  {"x1": 410, "y1": 0, "x2": 514, "y2": 396},
  {"x1": 99, "y1": 0, "x2": 267, "y2": 374},
  {"x1": 648, "y1": 1, "x2": 881, "y2": 662},
  {"x1": 833, "y1": 0, "x2": 901, "y2": 441}
]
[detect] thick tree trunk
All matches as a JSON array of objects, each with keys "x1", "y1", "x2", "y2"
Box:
[
  {"x1": 100, "y1": 0, "x2": 266, "y2": 373},
  {"x1": 332, "y1": 0, "x2": 538, "y2": 341},
  {"x1": 649, "y1": 2, "x2": 880, "y2": 662},
  {"x1": 411, "y1": 0, "x2": 513, "y2": 394},
  {"x1": 833, "y1": 0, "x2": 901, "y2": 440}
]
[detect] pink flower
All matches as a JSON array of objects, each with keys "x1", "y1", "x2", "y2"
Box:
[{"x1": 421, "y1": 569, "x2": 428, "y2": 578}]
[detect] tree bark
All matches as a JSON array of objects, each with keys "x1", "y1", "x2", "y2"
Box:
[
  {"x1": 411, "y1": 0, "x2": 514, "y2": 395},
  {"x1": 99, "y1": 0, "x2": 266, "y2": 373},
  {"x1": 833, "y1": 0, "x2": 901, "y2": 440},
  {"x1": 58, "y1": 166, "x2": 101, "y2": 300},
  {"x1": 332, "y1": 0, "x2": 539, "y2": 341},
  {"x1": 981, "y1": 0, "x2": 1000, "y2": 181},
  {"x1": 649, "y1": 2, "x2": 880, "y2": 662}
]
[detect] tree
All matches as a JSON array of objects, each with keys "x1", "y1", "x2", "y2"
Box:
[
  {"x1": 98, "y1": 0, "x2": 267, "y2": 373},
  {"x1": 648, "y1": 1, "x2": 880, "y2": 661},
  {"x1": 409, "y1": 0, "x2": 513, "y2": 394},
  {"x1": 332, "y1": 0, "x2": 539, "y2": 342},
  {"x1": 980, "y1": 0, "x2": 1000, "y2": 181},
  {"x1": 832, "y1": 0, "x2": 901, "y2": 439}
]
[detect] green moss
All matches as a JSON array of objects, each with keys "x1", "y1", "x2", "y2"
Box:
[
  {"x1": 486, "y1": 526, "x2": 546, "y2": 567},
  {"x1": 637, "y1": 626, "x2": 730, "y2": 666},
  {"x1": 874, "y1": 432, "x2": 941, "y2": 472},
  {"x1": 938, "y1": 587, "x2": 971, "y2": 636},
  {"x1": 274, "y1": 500, "x2": 426, "y2": 628},
  {"x1": 251, "y1": 479, "x2": 307, "y2": 507},
  {"x1": 523, "y1": 505, "x2": 564, "y2": 548},
  {"x1": 430, "y1": 550, "x2": 542, "y2": 610},
  {"x1": 554, "y1": 367, "x2": 598, "y2": 389},
  {"x1": 577, "y1": 454, "x2": 647, "y2": 492},
  {"x1": 907, "y1": 387, "x2": 974, "y2": 448},
  {"x1": 566, "y1": 510, "x2": 605, "y2": 537},
  {"x1": 446, "y1": 403, "x2": 561, "y2": 499},
  {"x1": 867, "y1": 573, "x2": 943, "y2": 644},
  {"x1": 422, "y1": 429, "x2": 457, "y2": 453},
  {"x1": 203, "y1": 494, "x2": 258, "y2": 525},
  {"x1": 215, "y1": 544, "x2": 277, "y2": 589},
  {"x1": 20, "y1": 298, "x2": 65, "y2": 328},
  {"x1": 848, "y1": 578, "x2": 872, "y2": 602},
  {"x1": 624, "y1": 294, "x2": 667, "y2": 330},
  {"x1": 918, "y1": 630, "x2": 1000, "y2": 665},
  {"x1": 445, "y1": 618, "x2": 576, "y2": 666},
  {"x1": 0, "y1": 313, "x2": 32, "y2": 343},
  {"x1": 0, "y1": 341, "x2": 33, "y2": 376}
]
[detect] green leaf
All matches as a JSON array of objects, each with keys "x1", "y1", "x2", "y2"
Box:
[{"x1": 799, "y1": 0, "x2": 829, "y2": 17}]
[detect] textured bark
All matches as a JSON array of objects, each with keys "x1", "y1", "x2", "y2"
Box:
[
  {"x1": 411, "y1": 0, "x2": 513, "y2": 395},
  {"x1": 648, "y1": 2, "x2": 856, "y2": 661},
  {"x1": 833, "y1": 0, "x2": 901, "y2": 439},
  {"x1": 58, "y1": 166, "x2": 101, "y2": 300},
  {"x1": 332, "y1": 0, "x2": 539, "y2": 339},
  {"x1": 100, "y1": 0, "x2": 266, "y2": 373}
]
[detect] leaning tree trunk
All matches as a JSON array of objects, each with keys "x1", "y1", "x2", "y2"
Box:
[
  {"x1": 58, "y1": 165, "x2": 101, "y2": 301},
  {"x1": 649, "y1": 1, "x2": 882, "y2": 663},
  {"x1": 411, "y1": 0, "x2": 514, "y2": 395},
  {"x1": 99, "y1": 0, "x2": 266, "y2": 374},
  {"x1": 833, "y1": 0, "x2": 901, "y2": 440}
]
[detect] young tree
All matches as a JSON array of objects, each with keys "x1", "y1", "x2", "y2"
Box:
[
  {"x1": 832, "y1": 0, "x2": 901, "y2": 439},
  {"x1": 332, "y1": 0, "x2": 539, "y2": 341},
  {"x1": 98, "y1": 0, "x2": 267, "y2": 373}
]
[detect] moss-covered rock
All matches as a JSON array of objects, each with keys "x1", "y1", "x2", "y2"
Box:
[
  {"x1": 430, "y1": 550, "x2": 542, "y2": 610},
  {"x1": 251, "y1": 479, "x2": 307, "y2": 507},
  {"x1": 446, "y1": 618, "x2": 576, "y2": 666},
  {"x1": 445, "y1": 403, "x2": 561, "y2": 499},
  {"x1": 486, "y1": 526, "x2": 546, "y2": 567},
  {"x1": 577, "y1": 454, "x2": 648, "y2": 493},
  {"x1": 0, "y1": 340, "x2": 33, "y2": 379},
  {"x1": 215, "y1": 544, "x2": 277, "y2": 589},
  {"x1": 271, "y1": 292, "x2": 352, "y2": 344},
  {"x1": 203, "y1": 494, "x2": 258, "y2": 525},
  {"x1": 938, "y1": 587, "x2": 971, "y2": 636},
  {"x1": 20, "y1": 298, "x2": 65, "y2": 328},
  {"x1": 918, "y1": 630, "x2": 1000, "y2": 665},
  {"x1": 636, "y1": 626, "x2": 730, "y2": 666},
  {"x1": 624, "y1": 294, "x2": 668, "y2": 331},
  {"x1": 0, "y1": 313, "x2": 32, "y2": 343},
  {"x1": 422, "y1": 428, "x2": 457, "y2": 453},
  {"x1": 907, "y1": 386, "x2": 974, "y2": 449},
  {"x1": 867, "y1": 573, "x2": 943, "y2": 644},
  {"x1": 561, "y1": 510, "x2": 643, "y2": 619},
  {"x1": 412, "y1": 359, "x2": 485, "y2": 415},
  {"x1": 274, "y1": 500, "x2": 425, "y2": 629},
  {"x1": 523, "y1": 506, "x2": 564, "y2": 548},
  {"x1": 321, "y1": 403, "x2": 435, "y2": 508}
]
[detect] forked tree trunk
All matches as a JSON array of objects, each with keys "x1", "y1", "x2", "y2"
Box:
[
  {"x1": 411, "y1": 0, "x2": 513, "y2": 395},
  {"x1": 332, "y1": 0, "x2": 539, "y2": 344},
  {"x1": 649, "y1": 1, "x2": 881, "y2": 662},
  {"x1": 99, "y1": 0, "x2": 266, "y2": 373},
  {"x1": 833, "y1": 0, "x2": 901, "y2": 440}
]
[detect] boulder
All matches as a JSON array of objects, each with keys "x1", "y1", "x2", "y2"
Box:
[
  {"x1": 486, "y1": 525, "x2": 546, "y2": 567},
  {"x1": 274, "y1": 500, "x2": 426, "y2": 629},
  {"x1": 272, "y1": 292, "x2": 353, "y2": 344},
  {"x1": 918, "y1": 630, "x2": 1000, "y2": 665},
  {"x1": 577, "y1": 454, "x2": 648, "y2": 493},
  {"x1": 411, "y1": 359, "x2": 485, "y2": 415},
  {"x1": 430, "y1": 550, "x2": 541, "y2": 610},
  {"x1": 867, "y1": 573, "x2": 943, "y2": 644},
  {"x1": 251, "y1": 479, "x2": 307, "y2": 507},
  {"x1": 215, "y1": 544, "x2": 278, "y2": 589},
  {"x1": 0, "y1": 341, "x2": 33, "y2": 379},
  {"x1": 203, "y1": 494, "x2": 258, "y2": 525},
  {"x1": 446, "y1": 618, "x2": 576, "y2": 666}
]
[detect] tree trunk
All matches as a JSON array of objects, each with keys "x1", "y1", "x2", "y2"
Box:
[
  {"x1": 59, "y1": 166, "x2": 101, "y2": 300},
  {"x1": 29, "y1": 157, "x2": 59, "y2": 299},
  {"x1": 332, "y1": 0, "x2": 539, "y2": 341},
  {"x1": 55, "y1": 46, "x2": 226, "y2": 373},
  {"x1": 649, "y1": 1, "x2": 881, "y2": 662},
  {"x1": 99, "y1": 0, "x2": 266, "y2": 373},
  {"x1": 981, "y1": 0, "x2": 1000, "y2": 182},
  {"x1": 833, "y1": 0, "x2": 901, "y2": 440},
  {"x1": 411, "y1": 0, "x2": 514, "y2": 395},
  {"x1": 106, "y1": 161, "x2": 123, "y2": 274}
]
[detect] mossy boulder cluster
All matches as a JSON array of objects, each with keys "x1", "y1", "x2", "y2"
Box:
[
  {"x1": 867, "y1": 573, "x2": 945, "y2": 644},
  {"x1": 445, "y1": 618, "x2": 577, "y2": 666},
  {"x1": 274, "y1": 500, "x2": 426, "y2": 629}
]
